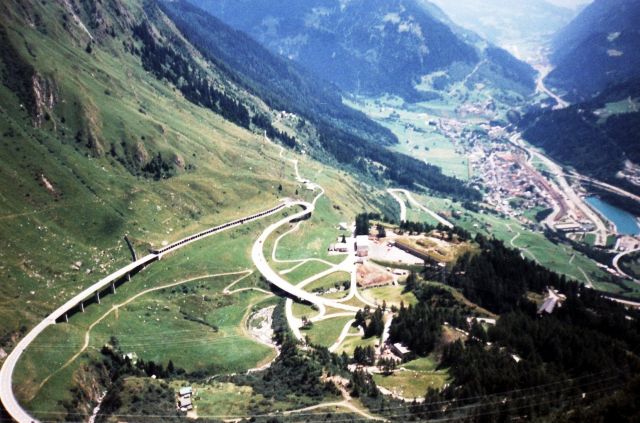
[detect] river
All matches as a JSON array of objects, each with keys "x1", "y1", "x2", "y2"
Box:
[{"x1": 585, "y1": 196, "x2": 640, "y2": 235}]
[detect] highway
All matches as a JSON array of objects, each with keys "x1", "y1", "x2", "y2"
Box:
[
  {"x1": 387, "y1": 189, "x2": 407, "y2": 222},
  {"x1": 566, "y1": 172, "x2": 640, "y2": 204},
  {"x1": 0, "y1": 201, "x2": 295, "y2": 423},
  {"x1": 612, "y1": 247, "x2": 640, "y2": 284},
  {"x1": 510, "y1": 133, "x2": 609, "y2": 246},
  {"x1": 250, "y1": 201, "x2": 359, "y2": 313},
  {"x1": 388, "y1": 188, "x2": 453, "y2": 228},
  {"x1": 535, "y1": 65, "x2": 569, "y2": 109}
]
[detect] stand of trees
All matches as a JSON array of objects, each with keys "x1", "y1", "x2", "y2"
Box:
[
  {"x1": 447, "y1": 234, "x2": 559, "y2": 314},
  {"x1": 355, "y1": 214, "x2": 370, "y2": 236},
  {"x1": 354, "y1": 306, "x2": 385, "y2": 338},
  {"x1": 132, "y1": 22, "x2": 251, "y2": 130}
]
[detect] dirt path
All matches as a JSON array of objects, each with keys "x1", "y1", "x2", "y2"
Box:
[
  {"x1": 577, "y1": 267, "x2": 594, "y2": 288},
  {"x1": 34, "y1": 271, "x2": 254, "y2": 397},
  {"x1": 327, "y1": 319, "x2": 356, "y2": 353},
  {"x1": 279, "y1": 400, "x2": 385, "y2": 421}
]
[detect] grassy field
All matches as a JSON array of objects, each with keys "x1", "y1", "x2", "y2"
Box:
[
  {"x1": 373, "y1": 368, "x2": 448, "y2": 399},
  {"x1": 374, "y1": 355, "x2": 449, "y2": 398},
  {"x1": 290, "y1": 301, "x2": 320, "y2": 320},
  {"x1": 402, "y1": 356, "x2": 439, "y2": 372},
  {"x1": 360, "y1": 285, "x2": 417, "y2": 308},
  {"x1": 345, "y1": 97, "x2": 469, "y2": 180},
  {"x1": 13, "y1": 212, "x2": 292, "y2": 417},
  {"x1": 274, "y1": 194, "x2": 348, "y2": 264},
  {"x1": 335, "y1": 336, "x2": 378, "y2": 356},
  {"x1": 303, "y1": 271, "x2": 351, "y2": 293},
  {"x1": 302, "y1": 316, "x2": 353, "y2": 347},
  {"x1": 407, "y1": 192, "x2": 620, "y2": 292},
  {"x1": 282, "y1": 261, "x2": 333, "y2": 284}
]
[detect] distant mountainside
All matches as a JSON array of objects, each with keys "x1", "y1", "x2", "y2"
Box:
[
  {"x1": 546, "y1": 0, "x2": 640, "y2": 101},
  {"x1": 192, "y1": 0, "x2": 536, "y2": 101},
  {"x1": 156, "y1": 0, "x2": 479, "y2": 200},
  {"x1": 519, "y1": 78, "x2": 640, "y2": 194},
  {"x1": 0, "y1": 0, "x2": 478, "y2": 341},
  {"x1": 428, "y1": 0, "x2": 574, "y2": 61}
]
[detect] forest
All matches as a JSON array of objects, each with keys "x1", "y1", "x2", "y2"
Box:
[{"x1": 390, "y1": 234, "x2": 640, "y2": 421}]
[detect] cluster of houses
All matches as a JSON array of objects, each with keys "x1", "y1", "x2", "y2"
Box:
[{"x1": 327, "y1": 229, "x2": 370, "y2": 259}]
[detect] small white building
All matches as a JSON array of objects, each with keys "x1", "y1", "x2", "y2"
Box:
[
  {"x1": 334, "y1": 242, "x2": 349, "y2": 253},
  {"x1": 355, "y1": 235, "x2": 370, "y2": 257},
  {"x1": 178, "y1": 387, "x2": 194, "y2": 411},
  {"x1": 391, "y1": 342, "x2": 411, "y2": 359}
]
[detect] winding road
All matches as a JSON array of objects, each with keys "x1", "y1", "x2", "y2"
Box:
[
  {"x1": 387, "y1": 189, "x2": 407, "y2": 222},
  {"x1": 612, "y1": 247, "x2": 640, "y2": 284},
  {"x1": 535, "y1": 65, "x2": 569, "y2": 109},
  {"x1": 0, "y1": 198, "x2": 328, "y2": 423},
  {"x1": 387, "y1": 189, "x2": 453, "y2": 228}
]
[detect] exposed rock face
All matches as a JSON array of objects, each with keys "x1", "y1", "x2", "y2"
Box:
[
  {"x1": 133, "y1": 142, "x2": 150, "y2": 165},
  {"x1": 172, "y1": 153, "x2": 185, "y2": 169},
  {"x1": 31, "y1": 74, "x2": 57, "y2": 127}
]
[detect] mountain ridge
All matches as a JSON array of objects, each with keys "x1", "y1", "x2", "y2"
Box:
[
  {"x1": 191, "y1": 0, "x2": 536, "y2": 101},
  {"x1": 546, "y1": 0, "x2": 640, "y2": 101}
]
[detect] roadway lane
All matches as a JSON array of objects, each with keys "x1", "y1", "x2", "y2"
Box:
[
  {"x1": 387, "y1": 189, "x2": 407, "y2": 222},
  {"x1": 389, "y1": 189, "x2": 453, "y2": 228},
  {"x1": 0, "y1": 253, "x2": 158, "y2": 423},
  {"x1": 250, "y1": 201, "x2": 359, "y2": 313},
  {"x1": 0, "y1": 201, "x2": 294, "y2": 423},
  {"x1": 612, "y1": 247, "x2": 640, "y2": 284}
]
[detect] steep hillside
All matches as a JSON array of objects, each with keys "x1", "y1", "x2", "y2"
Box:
[
  {"x1": 0, "y1": 0, "x2": 390, "y2": 349},
  {"x1": 0, "y1": 0, "x2": 481, "y2": 350},
  {"x1": 193, "y1": 0, "x2": 536, "y2": 101},
  {"x1": 519, "y1": 78, "x2": 640, "y2": 193},
  {"x1": 155, "y1": 0, "x2": 396, "y2": 148},
  {"x1": 546, "y1": 0, "x2": 640, "y2": 101},
  {"x1": 429, "y1": 0, "x2": 574, "y2": 61},
  {"x1": 155, "y1": 0, "x2": 480, "y2": 200}
]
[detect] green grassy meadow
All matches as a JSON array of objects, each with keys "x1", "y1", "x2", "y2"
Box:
[{"x1": 303, "y1": 316, "x2": 353, "y2": 347}]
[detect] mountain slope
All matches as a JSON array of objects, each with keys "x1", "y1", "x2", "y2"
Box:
[
  {"x1": 546, "y1": 0, "x2": 640, "y2": 101},
  {"x1": 155, "y1": 0, "x2": 397, "y2": 148},
  {"x1": 0, "y1": 0, "x2": 405, "y2": 353},
  {"x1": 155, "y1": 0, "x2": 480, "y2": 200},
  {"x1": 192, "y1": 0, "x2": 536, "y2": 101},
  {"x1": 519, "y1": 78, "x2": 640, "y2": 194},
  {"x1": 429, "y1": 0, "x2": 574, "y2": 61},
  {"x1": 0, "y1": 0, "x2": 481, "y2": 344}
]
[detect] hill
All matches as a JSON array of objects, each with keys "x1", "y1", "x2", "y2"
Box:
[
  {"x1": 546, "y1": 0, "x2": 640, "y2": 101},
  {"x1": 155, "y1": 0, "x2": 480, "y2": 200},
  {"x1": 429, "y1": 0, "x2": 574, "y2": 62},
  {"x1": 519, "y1": 78, "x2": 640, "y2": 194},
  {"x1": 192, "y1": 0, "x2": 537, "y2": 101},
  {"x1": 0, "y1": 0, "x2": 479, "y2": 347}
]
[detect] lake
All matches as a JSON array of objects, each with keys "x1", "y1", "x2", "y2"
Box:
[{"x1": 585, "y1": 196, "x2": 640, "y2": 235}]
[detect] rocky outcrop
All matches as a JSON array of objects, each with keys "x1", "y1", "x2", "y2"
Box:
[{"x1": 31, "y1": 73, "x2": 57, "y2": 127}]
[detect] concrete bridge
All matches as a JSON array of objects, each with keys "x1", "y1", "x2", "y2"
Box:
[{"x1": 0, "y1": 201, "x2": 289, "y2": 423}]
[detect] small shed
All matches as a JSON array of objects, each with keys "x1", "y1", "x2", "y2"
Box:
[
  {"x1": 391, "y1": 342, "x2": 410, "y2": 359},
  {"x1": 355, "y1": 235, "x2": 370, "y2": 257}
]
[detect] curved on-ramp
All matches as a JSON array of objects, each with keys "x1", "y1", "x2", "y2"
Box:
[
  {"x1": 0, "y1": 201, "x2": 294, "y2": 423},
  {"x1": 388, "y1": 188, "x2": 453, "y2": 228},
  {"x1": 250, "y1": 201, "x2": 359, "y2": 313}
]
